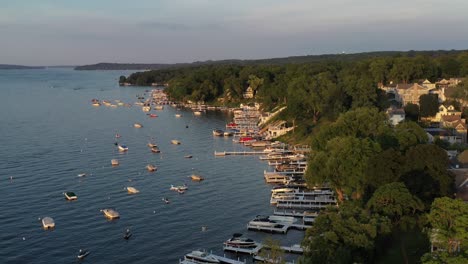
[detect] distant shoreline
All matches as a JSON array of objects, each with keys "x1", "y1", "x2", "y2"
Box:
[{"x1": 0, "y1": 64, "x2": 45, "y2": 70}]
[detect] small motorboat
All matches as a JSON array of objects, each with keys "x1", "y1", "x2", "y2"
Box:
[
  {"x1": 193, "y1": 111, "x2": 202, "y2": 116},
  {"x1": 41, "y1": 217, "x2": 55, "y2": 229},
  {"x1": 124, "y1": 229, "x2": 132, "y2": 240},
  {"x1": 184, "y1": 250, "x2": 220, "y2": 263},
  {"x1": 223, "y1": 131, "x2": 233, "y2": 137},
  {"x1": 77, "y1": 249, "x2": 90, "y2": 260},
  {"x1": 142, "y1": 106, "x2": 151, "y2": 112},
  {"x1": 148, "y1": 114, "x2": 158, "y2": 118},
  {"x1": 170, "y1": 184, "x2": 188, "y2": 191},
  {"x1": 134, "y1": 123, "x2": 143, "y2": 128},
  {"x1": 175, "y1": 114, "x2": 182, "y2": 118},
  {"x1": 177, "y1": 189, "x2": 185, "y2": 194},
  {"x1": 151, "y1": 147, "x2": 160, "y2": 153},
  {"x1": 147, "y1": 142, "x2": 157, "y2": 148},
  {"x1": 155, "y1": 105, "x2": 164, "y2": 110},
  {"x1": 115, "y1": 133, "x2": 121, "y2": 138},
  {"x1": 111, "y1": 159, "x2": 119, "y2": 166},
  {"x1": 184, "y1": 155, "x2": 193, "y2": 159},
  {"x1": 190, "y1": 175, "x2": 204, "y2": 181},
  {"x1": 162, "y1": 197, "x2": 170, "y2": 204},
  {"x1": 101, "y1": 209, "x2": 120, "y2": 219},
  {"x1": 212, "y1": 129, "x2": 224, "y2": 136},
  {"x1": 171, "y1": 140, "x2": 181, "y2": 145},
  {"x1": 146, "y1": 164, "x2": 157, "y2": 172},
  {"x1": 77, "y1": 173, "x2": 87, "y2": 178},
  {"x1": 118, "y1": 145, "x2": 128, "y2": 152},
  {"x1": 223, "y1": 233, "x2": 257, "y2": 248},
  {"x1": 126, "y1": 187, "x2": 140, "y2": 194},
  {"x1": 64, "y1": 191, "x2": 78, "y2": 201}
]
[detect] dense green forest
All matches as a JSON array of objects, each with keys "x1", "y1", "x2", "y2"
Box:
[{"x1": 121, "y1": 50, "x2": 468, "y2": 263}]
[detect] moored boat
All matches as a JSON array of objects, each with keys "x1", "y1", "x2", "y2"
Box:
[
  {"x1": 111, "y1": 159, "x2": 119, "y2": 166},
  {"x1": 64, "y1": 191, "x2": 77, "y2": 200},
  {"x1": 148, "y1": 113, "x2": 158, "y2": 118},
  {"x1": 126, "y1": 186, "x2": 140, "y2": 194},
  {"x1": 223, "y1": 131, "x2": 233, "y2": 137},
  {"x1": 118, "y1": 145, "x2": 128, "y2": 152},
  {"x1": 212, "y1": 129, "x2": 224, "y2": 136},
  {"x1": 134, "y1": 123, "x2": 143, "y2": 128},
  {"x1": 223, "y1": 233, "x2": 257, "y2": 248},
  {"x1": 193, "y1": 111, "x2": 202, "y2": 116},
  {"x1": 184, "y1": 155, "x2": 193, "y2": 158},
  {"x1": 190, "y1": 174, "x2": 204, "y2": 181},
  {"x1": 175, "y1": 114, "x2": 182, "y2": 117},
  {"x1": 184, "y1": 250, "x2": 220, "y2": 263},
  {"x1": 41, "y1": 217, "x2": 55, "y2": 229},
  {"x1": 101, "y1": 208, "x2": 120, "y2": 219},
  {"x1": 151, "y1": 146, "x2": 161, "y2": 153},
  {"x1": 170, "y1": 184, "x2": 188, "y2": 191},
  {"x1": 171, "y1": 139, "x2": 181, "y2": 145},
  {"x1": 146, "y1": 164, "x2": 157, "y2": 172},
  {"x1": 248, "y1": 215, "x2": 278, "y2": 227}
]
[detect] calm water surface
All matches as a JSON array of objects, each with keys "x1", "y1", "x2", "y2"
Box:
[{"x1": 0, "y1": 68, "x2": 303, "y2": 263}]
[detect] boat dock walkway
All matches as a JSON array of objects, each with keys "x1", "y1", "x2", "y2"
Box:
[
  {"x1": 246, "y1": 223, "x2": 312, "y2": 234},
  {"x1": 224, "y1": 243, "x2": 303, "y2": 255},
  {"x1": 179, "y1": 254, "x2": 246, "y2": 264},
  {"x1": 215, "y1": 151, "x2": 265, "y2": 156}
]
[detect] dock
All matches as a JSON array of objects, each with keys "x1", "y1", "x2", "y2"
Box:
[
  {"x1": 214, "y1": 151, "x2": 265, "y2": 156},
  {"x1": 180, "y1": 253, "x2": 246, "y2": 264},
  {"x1": 224, "y1": 243, "x2": 304, "y2": 255},
  {"x1": 246, "y1": 223, "x2": 312, "y2": 234}
]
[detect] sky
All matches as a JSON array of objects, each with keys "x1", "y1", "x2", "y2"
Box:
[{"x1": 1, "y1": 0, "x2": 468, "y2": 66}]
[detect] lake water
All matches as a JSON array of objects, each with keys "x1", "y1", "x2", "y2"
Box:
[{"x1": 0, "y1": 68, "x2": 303, "y2": 263}]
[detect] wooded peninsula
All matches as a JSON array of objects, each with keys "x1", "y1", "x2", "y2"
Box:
[{"x1": 121, "y1": 50, "x2": 468, "y2": 263}]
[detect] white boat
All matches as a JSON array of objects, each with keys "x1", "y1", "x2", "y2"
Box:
[
  {"x1": 126, "y1": 187, "x2": 140, "y2": 194},
  {"x1": 223, "y1": 233, "x2": 257, "y2": 248},
  {"x1": 118, "y1": 145, "x2": 128, "y2": 152},
  {"x1": 77, "y1": 173, "x2": 87, "y2": 177},
  {"x1": 171, "y1": 139, "x2": 181, "y2": 145},
  {"x1": 223, "y1": 131, "x2": 233, "y2": 137},
  {"x1": 175, "y1": 114, "x2": 182, "y2": 118},
  {"x1": 111, "y1": 159, "x2": 119, "y2": 166},
  {"x1": 248, "y1": 215, "x2": 278, "y2": 227},
  {"x1": 184, "y1": 250, "x2": 220, "y2": 263},
  {"x1": 142, "y1": 106, "x2": 151, "y2": 112},
  {"x1": 190, "y1": 174, "x2": 204, "y2": 181},
  {"x1": 147, "y1": 142, "x2": 157, "y2": 148},
  {"x1": 155, "y1": 105, "x2": 164, "y2": 110},
  {"x1": 134, "y1": 123, "x2": 143, "y2": 128},
  {"x1": 151, "y1": 146, "x2": 161, "y2": 153},
  {"x1": 146, "y1": 164, "x2": 157, "y2": 172},
  {"x1": 41, "y1": 217, "x2": 55, "y2": 229},
  {"x1": 170, "y1": 184, "x2": 188, "y2": 191},
  {"x1": 193, "y1": 111, "x2": 202, "y2": 116},
  {"x1": 64, "y1": 191, "x2": 78, "y2": 200},
  {"x1": 101, "y1": 209, "x2": 120, "y2": 219},
  {"x1": 212, "y1": 129, "x2": 224, "y2": 136}
]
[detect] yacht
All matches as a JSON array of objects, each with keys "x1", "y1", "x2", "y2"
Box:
[
  {"x1": 41, "y1": 217, "x2": 55, "y2": 229},
  {"x1": 170, "y1": 184, "x2": 188, "y2": 191},
  {"x1": 101, "y1": 209, "x2": 120, "y2": 219},
  {"x1": 184, "y1": 250, "x2": 220, "y2": 263},
  {"x1": 146, "y1": 164, "x2": 157, "y2": 172},
  {"x1": 248, "y1": 215, "x2": 278, "y2": 227},
  {"x1": 118, "y1": 145, "x2": 128, "y2": 152},
  {"x1": 212, "y1": 129, "x2": 224, "y2": 136},
  {"x1": 171, "y1": 139, "x2": 181, "y2": 145},
  {"x1": 64, "y1": 191, "x2": 77, "y2": 200},
  {"x1": 190, "y1": 174, "x2": 204, "y2": 181},
  {"x1": 126, "y1": 187, "x2": 140, "y2": 194},
  {"x1": 223, "y1": 233, "x2": 257, "y2": 248},
  {"x1": 151, "y1": 146, "x2": 161, "y2": 153},
  {"x1": 134, "y1": 123, "x2": 143, "y2": 128}
]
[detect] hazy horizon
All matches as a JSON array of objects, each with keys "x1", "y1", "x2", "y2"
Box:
[{"x1": 2, "y1": 0, "x2": 468, "y2": 66}]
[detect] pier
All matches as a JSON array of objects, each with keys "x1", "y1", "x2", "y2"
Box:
[
  {"x1": 214, "y1": 151, "x2": 265, "y2": 156},
  {"x1": 223, "y1": 243, "x2": 303, "y2": 255},
  {"x1": 246, "y1": 223, "x2": 312, "y2": 234}
]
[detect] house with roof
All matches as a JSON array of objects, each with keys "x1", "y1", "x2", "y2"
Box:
[
  {"x1": 386, "y1": 107, "x2": 405, "y2": 126},
  {"x1": 431, "y1": 104, "x2": 462, "y2": 122},
  {"x1": 425, "y1": 128, "x2": 460, "y2": 144},
  {"x1": 421, "y1": 79, "x2": 436, "y2": 89},
  {"x1": 440, "y1": 115, "x2": 467, "y2": 143},
  {"x1": 395, "y1": 83, "x2": 430, "y2": 105},
  {"x1": 243, "y1": 86, "x2": 254, "y2": 99},
  {"x1": 262, "y1": 120, "x2": 295, "y2": 140}
]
